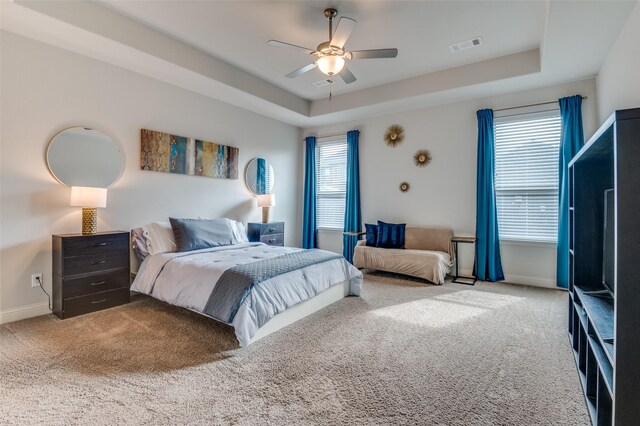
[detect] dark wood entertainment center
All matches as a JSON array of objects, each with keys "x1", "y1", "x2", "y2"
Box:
[{"x1": 568, "y1": 107, "x2": 640, "y2": 425}]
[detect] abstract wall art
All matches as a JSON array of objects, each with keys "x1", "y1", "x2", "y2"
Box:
[{"x1": 140, "y1": 129, "x2": 238, "y2": 179}]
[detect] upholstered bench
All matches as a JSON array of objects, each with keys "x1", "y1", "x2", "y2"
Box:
[{"x1": 353, "y1": 226, "x2": 454, "y2": 284}]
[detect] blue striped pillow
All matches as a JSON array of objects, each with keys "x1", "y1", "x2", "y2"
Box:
[
  {"x1": 376, "y1": 221, "x2": 406, "y2": 249},
  {"x1": 365, "y1": 223, "x2": 378, "y2": 246}
]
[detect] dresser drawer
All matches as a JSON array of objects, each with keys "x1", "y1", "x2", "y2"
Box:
[
  {"x1": 62, "y1": 288, "x2": 130, "y2": 318},
  {"x1": 62, "y1": 270, "x2": 130, "y2": 298},
  {"x1": 62, "y1": 252, "x2": 129, "y2": 276},
  {"x1": 62, "y1": 233, "x2": 129, "y2": 257},
  {"x1": 260, "y1": 222, "x2": 284, "y2": 235},
  {"x1": 260, "y1": 233, "x2": 284, "y2": 246}
]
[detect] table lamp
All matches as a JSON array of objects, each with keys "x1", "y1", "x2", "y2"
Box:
[
  {"x1": 257, "y1": 193, "x2": 275, "y2": 224},
  {"x1": 70, "y1": 186, "x2": 107, "y2": 235}
]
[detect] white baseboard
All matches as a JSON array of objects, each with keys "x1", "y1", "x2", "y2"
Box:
[
  {"x1": 0, "y1": 302, "x2": 51, "y2": 325},
  {"x1": 503, "y1": 274, "x2": 557, "y2": 289},
  {"x1": 458, "y1": 269, "x2": 557, "y2": 289}
]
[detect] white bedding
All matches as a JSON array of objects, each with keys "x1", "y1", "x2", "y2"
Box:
[{"x1": 131, "y1": 242, "x2": 362, "y2": 346}]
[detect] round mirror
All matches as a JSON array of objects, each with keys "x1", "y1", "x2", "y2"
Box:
[
  {"x1": 47, "y1": 127, "x2": 124, "y2": 187},
  {"x1": 245, "y1": 157, "x2": 274, "y2": 195}
]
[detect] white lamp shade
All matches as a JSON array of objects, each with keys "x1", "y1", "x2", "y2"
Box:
[
  {"x1": 317, "y1": 55, "x2": 345, "y2": 76},
  {"x1": 70, "y1": 186, "x2": 107, "y2": 208},
  {"x1": 257, "y1": 193, "x2": 275, "y2": 207}
]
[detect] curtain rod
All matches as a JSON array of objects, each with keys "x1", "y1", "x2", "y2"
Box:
[
  {"x1": 302, "y1": 96, "x2": 588, "y2": 137},
  {"x1": 301, "y1": 132, "x2": 346, "y2": 142},
  {"x1": 493, "y1": 96, "x2": 587, "y2": 112}
]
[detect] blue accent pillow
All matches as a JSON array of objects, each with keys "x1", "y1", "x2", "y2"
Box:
[
  {"x1": 169, "y1": 218, "x2": 235, "y2": 252},
  {"x1": 376, "y1": 221, "x2": 406, "y2": 249},
  {"x1": 365, "y1": 223, "x2": 378, "y2": 246}
]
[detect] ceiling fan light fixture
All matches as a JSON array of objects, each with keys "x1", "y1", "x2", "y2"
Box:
[
  {"x1": 268, "y1": 8, "x2": 398, "y2": 86},
  {"x1": 317, "y1": 55, "x2": 345, "y2": 76}
]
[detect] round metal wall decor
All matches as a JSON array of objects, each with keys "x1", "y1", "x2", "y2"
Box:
[
  {"x1": 414, "y1": 149, "x2": 432, "y2": 167},
  {"x1": 384, "y1": 124, "x2": 405, "y2": 147},
  {"x1": 399, "y1": 182, "x2": 410, "y2": 192}
]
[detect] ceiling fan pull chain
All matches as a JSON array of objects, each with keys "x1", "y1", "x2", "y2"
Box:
[{"x1": 329, "y1": 79, "x2": 333, "y2": 101}]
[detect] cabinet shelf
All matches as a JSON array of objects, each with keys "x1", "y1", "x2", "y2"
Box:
[
  {"x1": 573, "y1": 300, "x2": 589, "y2": 329},
  {"x1": 586, "y1": 397, "x2": 597, "y2": 424},
  {"x1": 587, "y1": 336, "x2": 613, "y2": 395},
  {"x1": 575, "y1": 286, "x2": 614, "y2": 363}
]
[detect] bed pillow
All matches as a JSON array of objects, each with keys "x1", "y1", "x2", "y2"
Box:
[
  {"x1": 141, "y1": 221, "x2": 177, "y2": 255},
  {"x1": 365, "y1": 223, "x2": 378, "y2": 246},
  {"x1": 229, "y1": 219, "x2": 249, "y2": 243},
  {"x1": 131, "y1": 228, "x2": 150, "y2": 261},
  {"x1": 376, "y1": 220, "x2": 406, "y2": 249},
  {"x1": 170, "y1": 217, "x2": 236, "y2": 252},
  {"x1": 198, "y1": 217, "x2": 249, "y2": 244}
]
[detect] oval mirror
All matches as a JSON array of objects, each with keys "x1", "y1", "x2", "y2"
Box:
[
  {"x1": 245, "y1": 157, "x2": 274, "y2": 195},
  {"x1": 47, "y1": 127, "x2": 124, "y2": 187}
]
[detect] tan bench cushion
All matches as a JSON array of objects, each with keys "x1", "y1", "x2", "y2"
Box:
[{"x1": 353, "y1": 240, "x2": 452, "y2": 285}]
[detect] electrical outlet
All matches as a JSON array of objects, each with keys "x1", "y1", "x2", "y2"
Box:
[{"x1": 31, "y1": 273, "x2": 43, "y2": 288}]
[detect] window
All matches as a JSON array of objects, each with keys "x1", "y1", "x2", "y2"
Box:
[
  {"x1": 494, "y1": 110, "x2": 561, "y2": 243},
  {"x1": 316, "y1": 137, "x2": 347, "y2": 229}
]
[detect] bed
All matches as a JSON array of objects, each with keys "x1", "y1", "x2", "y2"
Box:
[{"x1": 131, "y1": 219, "x2": 362, "y2": 347}]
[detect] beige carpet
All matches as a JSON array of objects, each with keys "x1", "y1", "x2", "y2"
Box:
[{"x1": 1, "y1": 274, "x2": 589, "y2": 425}]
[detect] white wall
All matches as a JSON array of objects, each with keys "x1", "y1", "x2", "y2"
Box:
[
  {"x1": 0, "y1": 32, "x2": 301, "y2": 323},
  {"x1": 597, "y1": 1, "x2": 640, "y2": 122},
  {"x1": 305, "y1": 78, "x2": 598, "y2": 288}
]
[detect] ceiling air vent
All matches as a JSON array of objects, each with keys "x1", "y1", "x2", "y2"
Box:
[
  {"x1": 312, "y1": 79, "x2": 332, "y2": 88},
  {"x1": 449, "y1": 37, "x2": 483, "y2": 53}
]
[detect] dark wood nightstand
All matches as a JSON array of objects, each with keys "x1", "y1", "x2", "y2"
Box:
[
  {"x1": 52, "y1": 231, "x2": 130, "y2": 319},
  {"x1": 247, "y1": 222, "x2": 285, "y2": 246}
]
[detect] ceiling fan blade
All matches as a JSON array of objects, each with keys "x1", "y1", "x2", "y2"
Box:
[
  {"x1": 267, "y1": 39, "x2": 314, "y2": 53},
  {"x1": 285, "y1": 62, "x2": 317, "y2": 79},
  {"x1": 339, "y1": 66, "x2": 357, "y2": 84},
  {"x1": 330, "y1": 17, "x2": 356, "y2": 49},
  {"x1": 350, "y1": 48, "x2": 398, "y2": 60}
]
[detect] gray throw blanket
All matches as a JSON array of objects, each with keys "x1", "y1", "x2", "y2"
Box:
[{"x1": 203, "y1": 249, "x2": 343, "y2": 323}]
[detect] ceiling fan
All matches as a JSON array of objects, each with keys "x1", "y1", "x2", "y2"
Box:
[{"x1": 267, "y1": 8, "x2": 398, "y2": 86}]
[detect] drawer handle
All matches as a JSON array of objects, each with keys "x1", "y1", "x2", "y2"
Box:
[
  {"x1": 268, "y1": 239, "x2": 276, "y2": 244},
  {"x1": 90, "y1": 281, "x2": 106, "y2": 286},
  {"x1": 92, "y1": 260, "x2": 107, "y2": 265},
  {"x1": 92, "y1": 242, "x2": 107, "y2": 247},
  {"x1": 91, "y1": 299, "x2": 107, "y2": 304},
  {"x1": 268, "y1": 228, "x2": 277, "y2": 233}
]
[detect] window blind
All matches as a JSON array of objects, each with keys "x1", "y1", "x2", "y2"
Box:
[
  {"x1": 494, "y1": 110, "x2": 561, "y2": 242},
  {"x1": 316, "y1": 137, "x2": 347, "y2": 229}
]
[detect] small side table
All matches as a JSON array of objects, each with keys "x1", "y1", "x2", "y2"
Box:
[
  {"x1": 343, "y1": 231, "x2": 366, "y2": 265},
  {"x1": 343, "y1": 231, "x2": 366, "y2": 238},
  {"x1": 451, "y1": 236, "x2": 477, "y2": 285}
]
